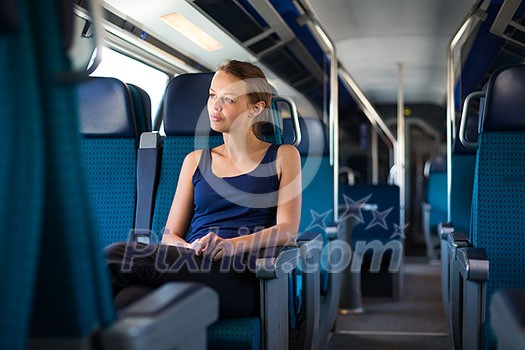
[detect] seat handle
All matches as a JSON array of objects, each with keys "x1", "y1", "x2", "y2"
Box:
[
  {"x1": 459, "y1": 91, "x2": 485, "y2": 149},
  {"x1": 273, "y1": 96, "x2": 301, "y2": 146}
]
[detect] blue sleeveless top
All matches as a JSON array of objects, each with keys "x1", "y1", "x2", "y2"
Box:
[{"x1": 186, "y1": 143, "x2": 281, "y2": 243}]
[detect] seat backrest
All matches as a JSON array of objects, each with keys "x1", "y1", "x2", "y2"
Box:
[
  {"x1": 151, "y1": 73, "x2": 222, "y2": 237},
  {"x1": 470, "y1": 64, "x2": 525, "y2": 348},
  {"x1": 425, "y1": 154, "x2": 447, "y2": 228},
  {"x1": 450, "y1": 101, "x2": 479, "y2": 233},
  {"x1": 283, "y1": 117, "x2": 332, "y2": 234},
  {"x1": 78, "y1": 77, "x2": 140, "y2": 247},
  {"x1": 127, "y1": 83, "x2": 152, "y2": 134},
  {"x1": 283, "y1": 116, "x2": 333, "y2": 297}
]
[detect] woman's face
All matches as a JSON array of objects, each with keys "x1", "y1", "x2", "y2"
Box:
[{"x1": 207, "y1": 70, "x2": 253, "y2": 134}]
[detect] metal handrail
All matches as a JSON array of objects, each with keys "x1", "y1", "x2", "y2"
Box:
[
  {"x1": 273, "y1": 96, "x2": 302, "y2": 147},
  {"x1": 459, "y1": 91, "x2": 484, "y2": 149}
]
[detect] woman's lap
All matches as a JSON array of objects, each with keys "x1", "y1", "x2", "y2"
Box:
[{"x1": 105, "y1": 242, "x2": 259, "y2": 318}]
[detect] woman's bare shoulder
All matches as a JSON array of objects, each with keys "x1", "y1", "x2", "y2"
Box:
[
  {"x1": 183, "y1": 149, "x2": 204, "y2": 170},
  {"x1": 277, "y1": 144, "x2": 300, "y2": 159}
]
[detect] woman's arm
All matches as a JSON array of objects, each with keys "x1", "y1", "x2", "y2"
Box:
[
  {"x1": 161, "y1": 150, "x2": 202, "y2": 247},
  {"x1": 195, "y1": 145, "x2": 302, "y2": 259}
]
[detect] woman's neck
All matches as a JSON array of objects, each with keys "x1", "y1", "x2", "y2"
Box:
[{"x1": 222, "y1": 131, "x2": 265, "y2": 162}]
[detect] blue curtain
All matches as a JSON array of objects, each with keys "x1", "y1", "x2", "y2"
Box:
[{"x1": 0, "y1": 0, "x2": 114, "y2": 348}]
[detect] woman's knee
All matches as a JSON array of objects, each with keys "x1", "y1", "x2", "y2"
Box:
[{"x1": 104, "y1": 241, "x2": 128, "y2": 260}]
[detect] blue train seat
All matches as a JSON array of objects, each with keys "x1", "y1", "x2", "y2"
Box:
[
  {"x1": 283, "y1": 116, "x2": 342, "y2": 349},
  {"x1": 151, "y1": 73, "x2": 227, "y2": 238},
  {"x1": 421, "y1": 153, "x2": 447, "y2": 260},
  {"x1": 454, "y1": 64, "x2": 525, "y2": 349},
  {"x1": 127, "y1": 83, "x2": 152, "y2": 134},
  {"x1": 338, "y1": 184, "x2": 403, "y2": 299},
  {"x1": 78, "y1": 77, "x2": 140, "y2": 247},
  {"x1": 150, "y1": 72, "x2": 307, "y2": 350},
  {"x1": 441, "y1": 97, "x2": 480, "y2": 347}
]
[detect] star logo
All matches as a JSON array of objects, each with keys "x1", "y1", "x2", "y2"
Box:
[
  {"x1": 366, "y1": 207, "x2": 393, "y2": 230},
  {"x1": 304, "y1": 209, "x2": 333, "y2": 232},
  {"x1": 390, "y1": 223, "x2": 409, "y2": 239},
  {"x1": 338, "y1": 193, "x2": 372, "y2": 224}
]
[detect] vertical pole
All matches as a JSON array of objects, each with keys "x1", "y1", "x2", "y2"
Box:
[
  {"x1": 397, "y1": 63, "x2": 405, "y2": 227},
  {"x1": 446, "y1": 48, "x2": 454, "y2": 222},
  {"x1": 371, "y1": 128, "x2": 379, "y2": 184},
  {"x1": 331, "y1": 57, "x2": 339, "y2": 222}
]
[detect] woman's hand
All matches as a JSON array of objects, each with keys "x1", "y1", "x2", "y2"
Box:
[{"x1": 190, "y1": 232, "x2": 236, "y2": 260}]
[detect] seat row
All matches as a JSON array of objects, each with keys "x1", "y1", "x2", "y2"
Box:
[
  {"x1": 439, "y1": 64, "x2": 525, "y2": 350},
  {"x1": 78, "y1": 74, "x2": 344, "y2": 349}
]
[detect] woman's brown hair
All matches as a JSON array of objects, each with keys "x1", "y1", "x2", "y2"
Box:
[{"x1": 216, "y1": 60, "x2": 272, "y2": 139}]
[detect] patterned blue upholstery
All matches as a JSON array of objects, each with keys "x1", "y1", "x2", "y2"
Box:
[
  {"x1": 427, "y1": 172, "x2": 447, "y2": 229},
  {"x1": 151, "y1": 135, "x2": 222, "y2": 237},
  {"x1": 425, "y1": 155, "x2": 447, "y2": 231},
  {"x1": 78, "y1": 77, "x2": 140, "y2": 247},
  {"x1": 283, "y1": 117, "x2": 332, "y2": 290},
  {"x1": 449, "y1": 155, "x2": 476, "y2": 234},
  {"x1": 208, "y1": 318, "x2": 261, "y2": 350},
  {"x1": 283, "y1": 117, "x2": 341, "y2": 348},
  {"x1": 471, "y1": 133, "x2": 525, "y2": 349},
  {"x1": 469, "y1": 64, "x2": 525, "y2": 349},
  {"x1": 449, "y1": 101, "x2": 479, "y2": 233},
  {"x1": 81, "y1": 139, "x2": 137, "y2": 246}
]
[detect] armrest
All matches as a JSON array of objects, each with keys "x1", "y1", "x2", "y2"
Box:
[
  {"x1": 297, "y1": 232, "x2": 323, "y2": 260},
  {"x1": 447, "y1": 231, "x2": 470, "y2": 249},
  {"x1": 135, "y1": 132, "x2": 162, "y2": 235},
  {"x1": 491, "y1": 289, "x2": 525, "y2": 348},
  {"x1": 438, "y1": 222, "x2": 454, "y2": 240},
  {"x1": 325, "y1": 223, "x2": 340, "y2": 241},
  {"x1": 455, "y1": 247, "x2": 489, "y2": 350},
  {"x1": 256, "y1": 247, "x2": 300, "y2": 279},
  {"x1": 291, "y1": 232, "x2": 322, "y2": 348},
  {"x1": 101, "y1": 282, "x2": 218, "y2": 350},
  {"x1": 256, "y1": 247, "x2": 300, "y2": 349},
  {"x1": 456, "y1": 247, "x2": 489, "y2": 282}
]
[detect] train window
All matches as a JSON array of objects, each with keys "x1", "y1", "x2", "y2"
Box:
[{"x1": 90, "y1": 47, "x2": 169, "y2": 120}]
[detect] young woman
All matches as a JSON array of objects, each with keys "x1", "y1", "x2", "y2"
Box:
[{"x1": 106, "y1": 60, "x2": 302, "y2": 318}]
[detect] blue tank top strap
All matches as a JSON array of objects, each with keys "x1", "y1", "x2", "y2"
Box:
[
  {"x1": 195, "y1": 148, "x2": 212, "y2": 176},
  {"x1": 251, "y1": 143, "x2": 280, "y2": 179},
  {"x1": 262, "y1": 143, "x2": 280, "y2": 164}
]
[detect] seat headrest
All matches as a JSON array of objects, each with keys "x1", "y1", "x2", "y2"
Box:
[
  {"x1": 163, "y1": 73, "x2": 283, "y2": 141},
  {"x1": 163, "y1": 73, "x2": 220, "y2": 137},
  {"x1": 127, "y1": 84, "x2": 152, "y2": 133},
  {"x1": 78, "y1": 77, "x2": 137, "y2": 138},
  {"x1": 482, "y1": 65, "x2": 525, "y2": 132},
  {"x1": 424, "y1": 154, "x2": 447, "y2": 177},
  {"x1": 282, "y1": 117, "x2": 328, "y2": 156}
]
